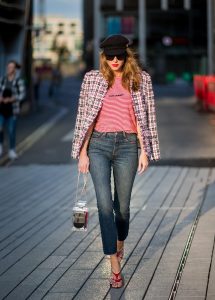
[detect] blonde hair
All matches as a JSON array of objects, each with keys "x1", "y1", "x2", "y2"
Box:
[{"x1": 99, "y1": 48, "x2": 142, "y2": 92}]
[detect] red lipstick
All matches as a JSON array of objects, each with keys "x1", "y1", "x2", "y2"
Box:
[{"x1": 112, "y1": 64, "x2": 119, "y2": 67}]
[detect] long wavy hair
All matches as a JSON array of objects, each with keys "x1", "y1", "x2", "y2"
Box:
[{"x1": 99, "y1": 48, "x2": 142, "y2": 92}]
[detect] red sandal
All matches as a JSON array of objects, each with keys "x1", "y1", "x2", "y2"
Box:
[
  {"x1": 109, "y1": 270, "x2": 123, "y2": 288},
  {"x1": 116, "y1": 246, "x2": 124, "y2": 262}
]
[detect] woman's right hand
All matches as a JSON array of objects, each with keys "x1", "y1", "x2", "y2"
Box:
[{"x1": 78, "y1": 151, "x2": 89, "y2": 174}]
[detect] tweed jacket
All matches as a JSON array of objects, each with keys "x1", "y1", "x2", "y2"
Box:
[{"x1": 71, "y1": 70, "x2": 160, "y2": 161}]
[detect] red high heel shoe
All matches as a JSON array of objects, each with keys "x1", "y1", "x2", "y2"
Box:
[{"x1": 109, "y1": 270, "x2": 123, "y2": 288}]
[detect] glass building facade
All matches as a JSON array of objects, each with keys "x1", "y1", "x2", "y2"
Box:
[{"x1": 83, "y1": 0, "x2": 209, "y2": 83}]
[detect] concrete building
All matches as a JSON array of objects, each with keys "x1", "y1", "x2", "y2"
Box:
[
  {"x1": 0, "y1": 0, "x2": 32, "y2": 77},
  {"x1": 83, "y1": 0, "x2": 215, "y2": 82},
  {"x1": 33, "y1": 15, "x2": 83, "y2": 64}
]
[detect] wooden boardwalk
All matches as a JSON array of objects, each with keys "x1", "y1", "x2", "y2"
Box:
[{"x1": 0, "y1": 165, "x2": 215, "y2": 300}]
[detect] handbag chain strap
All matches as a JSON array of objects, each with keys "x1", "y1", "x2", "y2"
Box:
[{"x1": 75, "y1": 171, "x2": 88, "y2": 206}]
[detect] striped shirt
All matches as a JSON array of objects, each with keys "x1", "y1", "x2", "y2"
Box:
[{"x1": 94, "y1": 77, "x2": 137, "y2": 133}]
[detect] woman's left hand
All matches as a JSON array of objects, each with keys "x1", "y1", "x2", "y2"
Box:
[{"x1": 138, "y1": 151, "x2": 149, "y2": 174}]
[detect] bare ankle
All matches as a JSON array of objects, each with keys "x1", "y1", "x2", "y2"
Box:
[
  {"x1": 110, "y1": 254, "x2": 121, "y2": 273},
  {"x1": 117, "y1": 240, "x2": 124, "y2": 251}
]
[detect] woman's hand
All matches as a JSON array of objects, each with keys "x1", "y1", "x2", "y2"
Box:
[
  {"x1": 77, "y1": 123, "x2": 95, "y2": 173},
  {"x1": 3, "y1": 97, "x2": 14, "y2": 103},
  {"x1": 78, "y1": 151, "x2": 89, "y2": 174},
  {"x1": 3, "y1": 97, "x2": 10, "y2": 103},
  {"x1": 138, "y1": 151, "x2": 149, "y2": 174}
]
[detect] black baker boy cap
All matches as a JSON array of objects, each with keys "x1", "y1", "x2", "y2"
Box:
[{"x1": 100, "y1": 34, "x2": 130, "y2": 56}]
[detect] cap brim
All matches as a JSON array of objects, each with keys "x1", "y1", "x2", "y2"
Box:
[{"x1": 104, "y1": 48, "x2": 127, "y2": 56}]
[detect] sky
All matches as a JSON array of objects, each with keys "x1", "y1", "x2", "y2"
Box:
[{"x1": 34, "y1": 0, "x2": 83, "y2": 19}]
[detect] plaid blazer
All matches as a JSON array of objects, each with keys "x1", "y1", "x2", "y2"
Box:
[
  {"x1": 0, "y1": 76, "x2": 26, "y2": 115},
  {"x1": 71, "y1": 70, "x2": 160, "y2": 161}
]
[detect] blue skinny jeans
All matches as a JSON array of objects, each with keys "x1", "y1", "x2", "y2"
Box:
[
  {"x1": 0, "y1": 114, "x2": 17, "y2": 149},
  {"x1": 88, "y1": 130, "x2": 138, "y2": 255}
]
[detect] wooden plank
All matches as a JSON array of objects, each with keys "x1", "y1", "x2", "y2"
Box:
[
  {"x1": 0, "y1": 162, "x2": 98, "y2": 299},
  {"x1": 0, "y1": 221, "x2": 71, "y2": 299},
  {"x1": 143, "y1": 168, "x2": 211, "y2": 300},
  {"x1": 198, "y1": 168, "x2": 215, "y2": 232},
  {"x1": 0, "y1": 166, "x2": 41, "y2": 190},
  {"x1": 206, "y1": 236, "x2": 215, "y2": 300},
  {"x1": 0, "y1": 166, "x2": 72, "y2": 224},
  {"x1": 2, "y1": 212, "x2": 100, "y2": 300},
  {"x1": 176, "y1": 168, "x2": 215, "y2": 300},
  {"x1": 8, "y1": 212, "x2": 100, "y2": 299},
  {"x1": 0, "y1": 166, "x2": 45, "y2": 205},
  {"x1": 0, "y1": 178, "x2": 72, "y2": 246},
  {"x1": 0, "y1": 169, "x2": 74, "y2": 240},
  {"x1": 0, "y1": 185, "x2": 96, "y2": 274}
]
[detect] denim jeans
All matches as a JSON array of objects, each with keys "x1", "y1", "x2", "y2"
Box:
[
  {"x1": 0, "y1": 114, "x2": 17, "y2": 149},
  {"x1": 88, "y1": 130, "x2": 138, "y2": 255}
]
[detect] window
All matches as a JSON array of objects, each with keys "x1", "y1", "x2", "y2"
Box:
[
  {"x1": 101, "y1": 0, "x2": 115, "y2": 9},
  {"x1": 191, "y1": 0, "x2": 205, "y2": 9},
  {"x1": 146, "y1": 0, "x2": 160, "y2": 9},
  {"x1": 124, "y1": 0, "x2": 138, "y2": 10},
  {"x1": 107, "y1": 17, "x2": 121, "y2": 35},
  {"x1": 106, "y1": 16, "x2": 136, "y2": 36},
  {"x1": 169, "y1": 0, "x2": 184, "y2": 9},
  {"x1": 121, "y1": 17, "x2": 135, "y2": 35}
]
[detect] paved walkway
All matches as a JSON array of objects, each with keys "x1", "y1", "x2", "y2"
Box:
[
  {"x1": 0, "y1": 165, "x2": 215, "y2": 300},
  {"x1": 156, "y1": 96, "x2": 215, "y2": 165}
]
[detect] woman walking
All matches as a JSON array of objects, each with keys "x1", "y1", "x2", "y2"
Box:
[{"x1": 71, "y1": 34, "x2": 160, "y2": 288}]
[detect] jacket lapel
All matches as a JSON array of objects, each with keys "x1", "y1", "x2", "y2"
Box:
[
  {"x1": 84, "y1": 73, "x2": 108, "y2": 127},
  {"x1": 130, "y1": 82, "x2": 147, "y2": 126}
]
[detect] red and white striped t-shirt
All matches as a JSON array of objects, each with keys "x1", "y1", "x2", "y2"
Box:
[{"x1": 94, "y1": 77, "x2": 137, "y2": 133}]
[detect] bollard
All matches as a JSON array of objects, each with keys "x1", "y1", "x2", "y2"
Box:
[
  {"x1": 204, "y1": 76, "x2": 215, "y2": 112},
  {"x1": 193, "y1": 75, "x2": 206, "y2": 111}
]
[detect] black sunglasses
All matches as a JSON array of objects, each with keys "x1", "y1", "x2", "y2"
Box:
[{"x1": 105, "y1": 54, "x2": 126, "y2": 61}]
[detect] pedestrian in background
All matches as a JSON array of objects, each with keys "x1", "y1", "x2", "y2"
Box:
[
  {"x1": 72, "y1": 35, "x2": 160, "y2": 288},
  {"x1": 48, "y1": 67, "x2": 62, "y2": 99},
  {"x1": 33, "y1": 67, "x2": 41, "y2": 105},
  {"x1": 0, "y1": 60, "x2": 26, "y2": 159}
]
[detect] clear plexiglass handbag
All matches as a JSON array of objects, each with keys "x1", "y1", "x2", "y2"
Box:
[{"x1": 72, "y1": 172, "x2": 88, "y2": 231}]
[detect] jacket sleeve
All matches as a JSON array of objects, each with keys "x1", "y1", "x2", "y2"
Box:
[
  {"x1": 145, "y1": 74, "x2": 161, "y2": 161},
  {"x1": 16, "y1": 78, "x2": 26, "y2": 102},
  {"x1": 71, "y1": 73, "x2": 89, "y2": 157},
  {"x1": 0, "y1": 77, "x2": 3, "y2": 95}
]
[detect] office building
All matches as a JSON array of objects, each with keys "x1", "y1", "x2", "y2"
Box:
[
  {"x1": 83, "y1": 0, "x2": 214, "y2": 82},
  {"x1": 0, "y1": 0, "x2": 32, "y2": 77},
  {"x1": 33, "y1": 15, "x2": 83, "y2": 64}
]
